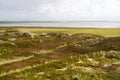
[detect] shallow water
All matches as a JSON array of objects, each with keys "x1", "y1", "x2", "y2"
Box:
[{"x1": 0, "y1": 21, "x2": 120, "y2": 28}]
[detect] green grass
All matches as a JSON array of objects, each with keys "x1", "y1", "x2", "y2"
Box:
[
  {"x1": 17, "y1": 27, "x2": 120, "y2": 37},
  {"x1": 0, "y1": 51, "x2": 119, "y2": 80}
]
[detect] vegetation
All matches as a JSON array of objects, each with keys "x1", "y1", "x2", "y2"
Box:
[
  {"x1": 17, "y1": 27, "x2": 120, "y2": 37},
  {"x1": 0, "y1": 27, "x2": 120, "y2": 80}
]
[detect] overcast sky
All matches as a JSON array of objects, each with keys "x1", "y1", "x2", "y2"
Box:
[{"x1": 0, "y1": 0, "x2": 120, "y2": 21}]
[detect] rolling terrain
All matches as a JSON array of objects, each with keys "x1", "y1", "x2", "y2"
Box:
[{"x1": 0, "y1": 27, "x2": 120, "y2": 80}]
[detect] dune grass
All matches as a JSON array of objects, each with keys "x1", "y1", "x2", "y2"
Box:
[{"x1": 0, "y1": 27, "x2": 120, "y2": 80}]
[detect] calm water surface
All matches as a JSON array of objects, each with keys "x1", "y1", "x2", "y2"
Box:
[{"x1": 0, "y1": 22, "x2": 120, "y2": 28}]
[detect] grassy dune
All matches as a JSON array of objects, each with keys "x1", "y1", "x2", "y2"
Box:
[{"x1": 0, "y1": 27, "x2": 120, "y2": 80}]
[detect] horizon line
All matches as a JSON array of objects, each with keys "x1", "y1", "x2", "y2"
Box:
[{"x1": 0, "y1": 21, "x2": 120, "y2": 22}]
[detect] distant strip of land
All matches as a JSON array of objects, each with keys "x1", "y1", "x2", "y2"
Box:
[{"x1": 16, "y1": 27, "x2": 120, "y2": 37}]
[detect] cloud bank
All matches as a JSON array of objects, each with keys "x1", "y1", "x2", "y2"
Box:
[{"x1": 0, "y1": 0, "x2": 120, "y2": 21}]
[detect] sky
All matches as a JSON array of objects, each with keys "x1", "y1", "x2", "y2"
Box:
[{"x1": 0, "y1": 0, "x2": 120, "y2": 21}]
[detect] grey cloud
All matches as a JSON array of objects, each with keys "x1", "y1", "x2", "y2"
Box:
[{"x1": 0, "y1": 0, "x2": 120, "y2": 21}]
